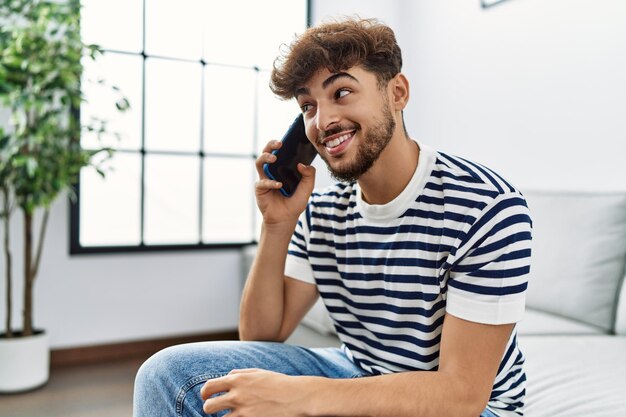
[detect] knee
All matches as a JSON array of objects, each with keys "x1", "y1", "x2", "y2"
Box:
[
  {"x1": 135, "y1": 346, "x2": 181, "y2": 397},
  {"x1": 134, "y1": 341, "x2": 240, "y2": 399}
]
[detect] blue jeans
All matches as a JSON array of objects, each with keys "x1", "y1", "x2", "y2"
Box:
[{"x1": 133, "y1": 340, "x2": 500, "y2": 417}]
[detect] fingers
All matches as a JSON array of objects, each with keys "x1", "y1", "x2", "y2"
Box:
[
  {"x1": 202, "y1": 393, "x2": 231, "y2": 415},
  {"x1": 200, "y1": 376, "x2": 230, "y2": 401},
  {"x1": 255, "y1": 178, "x2": 282, "y2": 194},
  {"x1": 200, "y1": 371, "x2": 259, "y2": 414},
  {"x1": 255, "y1": 140, "x2": 282, "y2": 177},
  {"x1": 293, "y1": 163, "x2": 316, "y2": 198},
  {"x1": 228, "y1": 368, "x2": 262, "y2": 375}
]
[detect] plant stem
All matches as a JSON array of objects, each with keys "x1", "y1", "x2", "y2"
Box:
[
  {"x1": 23, "y1": 211, "x2": 33, "y2": 337},
  {"x1": 21, "y1": 207, "x2": 49, "y2": 337},
  {"x1": 32, "y1": 208, "x2": 49, "y2": 280},
  {"x1": 2, "y1": 188, "x2": 13, "y2": 338}
]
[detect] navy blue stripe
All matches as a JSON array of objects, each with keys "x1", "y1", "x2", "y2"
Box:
[
  {"x1": 463, "y1": 198, "x2": 530, "y2": 247},
  {"x1": 491, "y1": 372, "x2": 526, "y2": 397},
  {"x1": 435, "y1": 157, "x2": 452, "y2": 170},
  {"x1": 492, "y1": 366, "x2": 523, "y2": 392},
  {"x1": 322, "y1": 292, "x2": 446, "y2": 317},
  {"x1": 420, "y1": 195, "x2": 445, "y2": 206},
  {"x1": 431, "y1": 168, "x2": 485, "y2": 184},
  {"x1": 458, "y1": 156, "x2": 504, "y2": 194},
  {"x1": 444, "y1": 195, "x2": 488, "y2": 209},
  {"x1": 453, "y1": 250, "x2": 531, "y2": 274},
  {"x1": 312, "y1": 183, "x2": 354, "y2": 199},
  {"x1": 310, "y1": 239, "x2": 450, "y2": 254},
  {"x1": 342, "y1": 336, "x2": 440, "y2": 365},
  {"x1": 468, "y1": 265, "x2": 530, "y2": 279},
  {"x1": 465, "y1": 216, "x2": 532, "y2": 258},
  {"x1": 334, "y1": 317, "x2": 443, "y2": 347},
  {"x1": 308, "y1": 250, "x2": 338, "y2": 259},
  {"x1": 338, "y1": 272, "x2": 441, "y2": 286},
  {"x1": 293, "y1": 228, "x2": 305, "y2": 243},
  {"x1": 311, "y1": 211, "x2": 360, "y2": 223},
  {"x1": 344, "y1": 341, "x2": 439, "y2": 371},
  {"x1": 424, "y1": 181, "x2": 443, "y2": 192},
  {"x1": 318, "y1": 283, "x2": 441, "y2": 301},
  {"x1": 401, "y1": 208, "x2": 444, "y2": 221},
  {"x1": 439, "y1": 153, "x2": 482, "y2": 182},
  {"x1": 291, "y1": 240, "x2": 307, "y2": 253},
  {"x1": 310, "y1": 200, "x2": 356, "y2": 211},
  {"x1": 305, "y1": 203, "x2": 312, "y2": 232},
  {"x1": 425, "y1": 181, "x2": 500, "y2": 198},
  {"x1": 402, "y1": 207, "x2": 476, "y2": 226},
  {"x1": 498, "y1": 336, "x2": 517, "y2": 375},
  {"x1": 470, "y1": 231, "x2": 532, "y2": 257},
  {"x1": 460, "y1": 156, "x2": 516, "y2": 193},
  {"x1": 448, "y1": 280, "x2": 528, "y2": 296},
  {"x1": 310, "y1": 224, "x2": 461, "y2": 239},
  {"x1": 333, "y1": 311, "x2": 445, "y2": 336},
  {"x1": 332, "y1": 256, "x2": 443, "y2": 269},
  {"x1": 287, "y1": 250, "x2": 308, "y2": 260},
  {"x1": 318, "y1": 285, "x2": 441, "y2": 302},
  {"x1": 312, "y1": 264, "x2": 340, "y2": 273},
  {"x1": 443, "y1": 210, "x2": 477, "y2": 224}
]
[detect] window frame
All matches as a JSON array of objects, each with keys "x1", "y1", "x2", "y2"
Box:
[{"x1": 69, "y1": 0, "x2": 311, "y2": 255}]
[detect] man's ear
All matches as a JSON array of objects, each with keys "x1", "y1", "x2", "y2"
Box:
[{"x1": 389, "y1": 73, "x2": 410, "y2": 111}]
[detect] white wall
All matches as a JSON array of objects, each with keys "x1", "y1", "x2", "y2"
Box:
[
  {"x1": 400, "y1": 0, "x2": 626, "y2": 192},
  {"x1": 0, "y1": 194, "x2": 242, "y2": 349}
]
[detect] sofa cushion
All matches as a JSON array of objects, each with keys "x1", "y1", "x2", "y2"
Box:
[
  {"x1": 302, "y1": 298, "x2": 337, "y2": 335},
  {"x1": 517, "y1": 308, "x2": 604, "y2": 335},
  {"x1": 520, "y1": 335, "x2": 626, "y2": 416},
  {"x1": 615, "y1": 272, "x2": 626, "y2": 335},
  {"x1": 523, "y1": 191, "x2": 626, "y2": 332}
]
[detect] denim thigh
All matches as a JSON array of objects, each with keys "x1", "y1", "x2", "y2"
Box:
[{"x1": 133, "y1": 340, "x2": 367, "y2": 417}]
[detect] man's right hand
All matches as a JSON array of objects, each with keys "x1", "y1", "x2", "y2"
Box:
[{"x1": 255, "y1": 139, "x2": 316, "y2": 227}]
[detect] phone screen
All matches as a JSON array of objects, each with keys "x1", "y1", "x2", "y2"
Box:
[{"x1": 263, "y1": 114, "x2": 318, "y2": 197}]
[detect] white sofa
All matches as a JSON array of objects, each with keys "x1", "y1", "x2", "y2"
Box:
[{"x1": 241, "y1": 190, "x2": 626, "y2": 416}]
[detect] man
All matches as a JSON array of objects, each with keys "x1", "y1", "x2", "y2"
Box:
[{"x1": 134, "y1": 18, "x2": 531, "y2": 417}]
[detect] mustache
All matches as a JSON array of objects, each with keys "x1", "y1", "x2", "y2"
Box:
[{"x1": 318, "y1": 123, "x2": 360, "y2": 144}]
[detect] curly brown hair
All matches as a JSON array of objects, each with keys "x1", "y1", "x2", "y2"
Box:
[{"x1": 270, "y1": 18, "x2": 403, "y2": 100}]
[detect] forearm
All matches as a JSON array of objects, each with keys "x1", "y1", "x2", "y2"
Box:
[
  {"x1": 302, "y1": 371, "x2": 485, "y2": 417},
  {"x1": 239, "y1": 221, "x2": 295, "y2": 341}
]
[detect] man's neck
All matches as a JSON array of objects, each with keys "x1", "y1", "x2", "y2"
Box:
[{"x1": 357, "y1": 134, "x2": 420, "y2": 205}]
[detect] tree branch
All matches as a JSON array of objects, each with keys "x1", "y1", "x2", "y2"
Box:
[{"x1": 31, "y1": 208, "x2": 50, "y2": 281}]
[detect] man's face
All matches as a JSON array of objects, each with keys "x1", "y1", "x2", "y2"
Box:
[{"x1": 295, "y1": 66, "x2": 396, "y2": 183}]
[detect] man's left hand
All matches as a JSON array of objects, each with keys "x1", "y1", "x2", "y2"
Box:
[{"x1": 200, "y1": 368, "x2": 311, "y2": 416}]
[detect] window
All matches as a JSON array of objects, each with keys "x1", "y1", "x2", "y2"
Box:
[{"x1": 72, "y1": 0, "x2": 309, "y2": 253}]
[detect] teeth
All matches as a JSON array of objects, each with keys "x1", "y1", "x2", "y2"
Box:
[{"x1": 325, "y1": 133, "x2": 352, "y2": 149}]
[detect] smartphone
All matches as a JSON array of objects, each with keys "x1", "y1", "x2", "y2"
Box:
[{"x1": 263, "y1": 114, "x2": 318, "y2": 197}]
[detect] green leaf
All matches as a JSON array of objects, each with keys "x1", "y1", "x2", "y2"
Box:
[{"x1": 115, "y1": 97, "x2": 130, "y2": 112}]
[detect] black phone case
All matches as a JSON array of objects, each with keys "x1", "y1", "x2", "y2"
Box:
[{"x1": 263, "y1": 114, "x2": 317, "y2": 197}]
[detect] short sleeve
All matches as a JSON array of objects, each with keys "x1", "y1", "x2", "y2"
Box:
[
  {"x1": 446, "y1": 193, "x2": 533, "y2": 325},
  {"x1": 284, "y1": 204, "x2": 315, "y2": 284}
]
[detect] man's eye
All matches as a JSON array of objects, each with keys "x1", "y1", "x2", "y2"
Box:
[
  {"x1": 301, "y1": 103, "x2": 312, "y2": 112},
  {"x1": 336, "y1": 89, "x2": 351, "y2": 99}
]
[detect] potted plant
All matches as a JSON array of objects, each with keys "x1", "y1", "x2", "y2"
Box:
[{"x1": 0, "y1": 0, "x2": 128, "y2": 392}]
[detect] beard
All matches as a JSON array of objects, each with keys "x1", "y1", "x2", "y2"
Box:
[{"x1": 318, "y1": 99, "x2": 396, "y2": 183}]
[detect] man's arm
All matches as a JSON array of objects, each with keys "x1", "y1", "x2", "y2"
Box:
[
  {"x1": 203, "y1": 313, "x2": 513, "y2": 417},
  {"x1": 239, "y1": 139, "x2": 318, "y2": 342},
  {"x1": 239, "y1": 221, "x2": 319, "y2": 341},
  {"x1": 306, "y1": 313, "x2": 513, "y2": 417}
]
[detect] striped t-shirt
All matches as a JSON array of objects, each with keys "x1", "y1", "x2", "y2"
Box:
[{"x1": 285, "y1": 142, "x2": 532, "y2": 416}]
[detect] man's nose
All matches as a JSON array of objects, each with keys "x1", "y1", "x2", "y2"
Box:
[{"x1": 315, "y1": 103, "x2": 340, "y2": 133}]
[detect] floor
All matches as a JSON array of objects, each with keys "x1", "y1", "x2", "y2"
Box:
[
  {"x1": 0, "y1": 359, "x2": 143, "y2": 417},
  {"x1": 0, "y1": 325, "x2": 340, "y2": 417}
]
